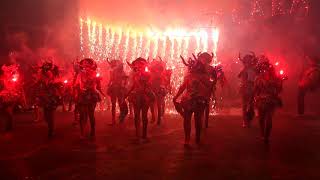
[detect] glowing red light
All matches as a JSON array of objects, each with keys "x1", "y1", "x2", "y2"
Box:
[
  {"x1": 279, "y1": 70, "x2": 284, "y2": 75},
  {"x1": 275, "y1": 62, "x2": 279, "y2": 66},
  {"x1": 64, "y1": 80, "x2": 68, "y2": 84},
  {"x1": 96, "y1": 73, "x2": 100, "y2": 77},
  {"x1": 12, "y1": 78, "x2": 17, "y2": 82}
]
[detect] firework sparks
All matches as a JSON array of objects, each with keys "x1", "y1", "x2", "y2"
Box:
[
  {"x1": 160, "y1": 36, "x2": 167, "y2": 58},
  {"x1": 136, "y1": 32, "x2": 143, "y2": 58},
  {"x1": 200, "y1": 29, "x2": 208, "y2": 52},
  {"x1": 212, "y1": 28, "x2": 220, "y2": 64},
  {"x1": 130, "y1": 31, "x2": 137, "y2": 60},
  {"x1": 79, "y1": 18, "x2": 84, "y2": 57},
  {"x1": 152, "y1": 35, "x2": 159, "y2": 59},
  {"x1": 98, "y1": 24, "x2": 103, "y2": 61},
  {"x1": 114, "y1": 27, "x2": 122, "y2": 59},
  {"x1": 182, "y1": 36, "x2": 190, "y2": 58},
  {"x1": 123, "y1": 29, "x2": 130, "y2": 60},
  {"x1": 79, "y1": 18, "x2": 220, "y2": 111},
  {"x1": 104, "y1": 27, "x2": 110, "y2": 58},
  {"x1": 195, "y1": 34, "x2": 201, "y2": 54},
  {"x1": 91, "y1": 21, "x2": 97, "y2": 56}
]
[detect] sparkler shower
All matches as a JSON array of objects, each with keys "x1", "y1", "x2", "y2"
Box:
[
  {"x1": 79, "y1": 17, "x2": 220, "y2": 113},
  {"x1": 79, "y1": 18, "x2": 220, "y2": 63}
]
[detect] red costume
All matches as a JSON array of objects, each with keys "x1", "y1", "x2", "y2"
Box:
[
  {"x1": 150, "y1": 59, "x2": 168, "y2": 98},
  {"x1": 127, "y1": 61, "x2": 154, "y2": 107},
  {"x1": 107, "y1": 59, "x2": 128, "y2": 124},
  {"x1": 149, "y1": 58, "x2": 171, "y2": 125},
  {"x1": 180, "y1": 72, "x2": 210, "y2": 111},
  {"x1": 174, "y1": 53, "x2": 213, "y2": 145},
  {"x1": 0, "y1": 64, "x2": 23, "y2": 108},
  {"x1": 254, "y1": 59, "x2": 284, "y2": 143},
  {"x1": 34, "y1": 61, "x2": 63, "y2": 137},
  {"x1": 74, "y1": 58, "x2": 102, "y2": 139},
  {"x1": 127, "y1": 58, "x2": 154, "y2": 140},
  {"x1": 191, "y1": 52, "x2": 226, "y2": 128},
  {"x1": 238, "y1": 53, "x2": 257, "y2": 127},
  {"x1": 204, "y1": 64, "x2": 226, "y2": 128},
  {"x1": 0, "y1": 63, "x2": 23, "y2": 132},
  {"x1": 35, "y1": 63, "x2": 62, "y2": 109},
  {"x1": 297, "y1": 56, "x2": 320, "y2": 114}
]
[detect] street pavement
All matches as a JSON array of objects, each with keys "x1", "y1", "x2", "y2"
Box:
[{"x1": 0, "y1": 110, "x2": 320, "y2": 180}]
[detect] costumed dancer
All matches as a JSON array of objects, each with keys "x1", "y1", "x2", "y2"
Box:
[
  {"x1": 194, "y1": 52, "x2": 222, "y2": 128},
  {"x1": 34, "y1": 59, "x2": 63, "y2": 138},
  {"x1": 107, "y1": 58, "x2": 128, "y2": 125},
  {"x1": 126, "y1": 58, "x2": 154, "y2": 141},
  {"x1": 174, "y1": 53, "x2": 212, "y2": 145},
  {"x1": 162, "y1": 67, "x2": 172, "y2": 116},
  {"x1": 71, "y1": 59, "x2": 81, "y2": 125},
  {"x1": 149, "y1": 57, "x2": 171, "y2": 125},
  {"x1": 211, "y1": 64, "x2": 226, "y2": 111},
  {"x1": 238, "y1": 52, "x2": 257, "y2": 127},
  {"x1": 73, "y1": 58, "x2": 104, "y2": 139},
  {"x1": 297, "y1": 55, "x2": 320, "y2": 115},
  {"x1": 0, "y1": 56, "x2": 23, "y2": 133},
  {"x1": 254, "y1": 57, "x2": 285, "y2": 143}
]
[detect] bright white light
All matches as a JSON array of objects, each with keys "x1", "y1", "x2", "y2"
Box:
[{"x1": 80, "y1": 18, "x2": 220, "y2": 113}]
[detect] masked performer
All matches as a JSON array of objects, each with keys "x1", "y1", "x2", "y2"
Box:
[
  {"x1": 297, "y1": 56, "x2": 320, "y2": 115},
  {"x1": 71, "y1": 59, "x2": 81, "y2": 125},
  {"x1": 238, "y1": 52, "x2": 257, "y2": 127},
  {"x1": 34, "y1": 60, "x2": 63, "y2": 138},
  {"x1": 174, "y1": 54, "x2": 212, "y2": 145},
  {"x1": 194, "y1": 52, "x2": 223, "y2": 128},
  {"x1": 0, "y1": 61, "x2": 22, "y2": 133},
  {"x1": 149, "y1": 57, "x2": 171, "y2": 125},
  {"x1": 126, "y1": 58, "x2": 154, "y2": 141},
  {"x1": 254, "y1": 58, "x2": 284, "y2": 143},
  {"x1": 107, "y1": 59, "x2": 128, "y2": 125},
  {"x1": 73, "y1": 58, "x2": 103, "y2": 139}
]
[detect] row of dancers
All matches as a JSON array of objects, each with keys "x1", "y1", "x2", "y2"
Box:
[{"x1": 1, "y1": 51, "x2": 319, "y2": 145}]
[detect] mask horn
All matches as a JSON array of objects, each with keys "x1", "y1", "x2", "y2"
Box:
[
  {"x1": 180, "y1": 55, "x2": 189, "y2": 66},
  {"x1": 192, "y1": 53, "x2": 198, "y2": 61},
  {"x1": 126, "y1": 60, "x2": 132, "y2": 68},
  {"x1": 107, "y1": 58, "x2": 111, "y2": 65},
  {"x1": 197, "y1": 52, "x2": 202, "y2": 58}
]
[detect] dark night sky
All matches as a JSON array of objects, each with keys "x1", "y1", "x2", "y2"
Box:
[
  {"x1": 0, "y1": 0, "x2": 319, "y2": 56},
  {"x1": 1, "y1": 0, "x2": 319, "y2": 31},
  {"x1": 0, "y1": 0, "x2": 79, "y2": 56},
  {"x1": 0, "y1": 0, "x2": 78, "y2": 25}
]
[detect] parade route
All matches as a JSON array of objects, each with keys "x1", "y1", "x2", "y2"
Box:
[{"x1": 0, "y1": 110, "x2": 319, "y2": 179}]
